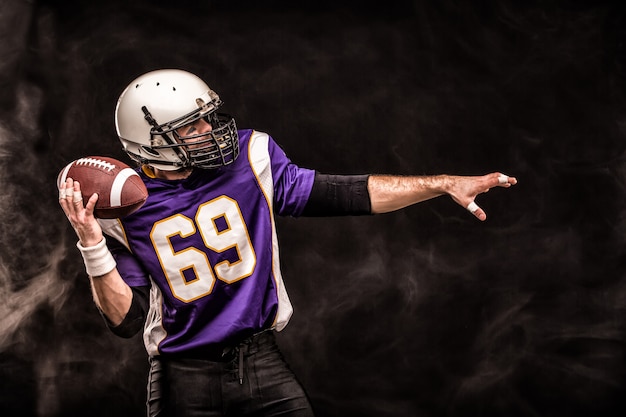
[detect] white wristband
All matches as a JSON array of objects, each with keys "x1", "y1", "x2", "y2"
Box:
[{"x1": 76, "y1": 238, "x2": 117, "y2": 277}]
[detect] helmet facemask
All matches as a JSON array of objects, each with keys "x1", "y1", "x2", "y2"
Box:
[{"x1": 143, "y1": 106, "x2": 239, "y2": 170}]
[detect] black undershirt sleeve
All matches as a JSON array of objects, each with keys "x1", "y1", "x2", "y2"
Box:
[
  {"x1": 301, "y1": 172, "x2": 372, "y2": 216},
  {"x1": 104, "y1": 285, "x2": 150, "y2": 339}
]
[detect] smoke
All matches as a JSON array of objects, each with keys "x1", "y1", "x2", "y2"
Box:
[
  {"x1": 0, "y1": 2, "x2": 69, "y2": 351},
  {"x1": 0, "y1": 244, "x2": 69, "y2": 351},
  {"x1": 0, "y1": 242, "x2": 72, "y2": 417},
  {"x1": 0, "y1": 5, "x2": 147, "y2": 415}
]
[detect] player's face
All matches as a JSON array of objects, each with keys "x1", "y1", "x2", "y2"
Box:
[{"x1": 176, "y1": 117, "x2": 213, "y2": 148}]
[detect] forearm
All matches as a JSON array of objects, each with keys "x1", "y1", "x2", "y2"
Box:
[
  {"x1": 76, "y1": 236, "x2": 132, "y2": 326},
  {"x1": 367, "y1": 174, "x2": 451, "y2": 214},
  {"x1": 89, "y1": 269, "x2": 133, "y2": 326}
]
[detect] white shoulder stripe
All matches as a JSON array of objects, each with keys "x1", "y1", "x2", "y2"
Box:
[
  {"x1": 246, "y1": 130, "x2": 293, "y2": 331},
  {"x1": 248, "y1": 131, "x2": 273, "y2": 204}
]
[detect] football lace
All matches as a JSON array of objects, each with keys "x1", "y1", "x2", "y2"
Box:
[{"x1": 75, "y1": 157, "x2": 116, "y2": 172}]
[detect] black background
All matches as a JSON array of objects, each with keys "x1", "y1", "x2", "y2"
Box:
[{"x1": 1, "y1": 0, "x2": 625, "y2": 416}]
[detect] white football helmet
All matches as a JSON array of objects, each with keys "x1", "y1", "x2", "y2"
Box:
[{"x1": 115, "y1": 69, "x2": 239, "y2": 170}]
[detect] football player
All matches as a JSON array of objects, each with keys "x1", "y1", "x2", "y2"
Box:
[{"x1": 58, "y1": 69, "x2": 517, "y2": 417}]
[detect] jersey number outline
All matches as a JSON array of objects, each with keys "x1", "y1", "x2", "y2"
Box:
[{"x1": 150, "y1": 196, "x2": 257, "y2": 302}]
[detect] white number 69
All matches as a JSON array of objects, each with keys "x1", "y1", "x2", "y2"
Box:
[{"x1": 150, "y1": 196, "x2": 257, "y2": 302}]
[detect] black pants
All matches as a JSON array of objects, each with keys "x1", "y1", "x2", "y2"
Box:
[{"x1": 147, "y1": 332, "x2": 315, "y2": 417}]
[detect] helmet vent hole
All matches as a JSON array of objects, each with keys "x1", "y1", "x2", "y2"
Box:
[
  {"x1": 173, "y1": 87, "x2": 176, "y2": 91},
  {"x1": 156, "y1": 82, "x2": 160, "y2": 86}
]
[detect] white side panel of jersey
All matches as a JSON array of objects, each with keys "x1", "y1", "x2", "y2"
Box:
[
  {"x1": 248, "y1": 131, "x2": 294, "y2": 331},
  {"x1": 144, "y1": 282, "x2": 166, "y2": 357},
  {"x1": 97, "y1": 218, "x2": 131, "y2": 250}
]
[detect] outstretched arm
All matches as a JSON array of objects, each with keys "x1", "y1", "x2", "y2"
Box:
[
  {"x1": 58, "y1": 178, "x2": 133, "y2": 326},
  {"x1": 368, "y1": 172, "x2": 517, "y2": 221}
]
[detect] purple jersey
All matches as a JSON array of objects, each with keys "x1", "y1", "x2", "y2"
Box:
[{"x1": 98, "y1": 130, "x2": 315, "y2": 358}]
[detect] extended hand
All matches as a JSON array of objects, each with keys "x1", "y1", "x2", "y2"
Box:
[{"x1": 448, "y1": 172, "x2": 517, "y2": 221}]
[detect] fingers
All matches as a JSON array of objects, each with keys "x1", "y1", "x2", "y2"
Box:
[
  {"x1": 467, "y1": 201, "x2": 479, "y2": 213},
  {"x1": 466, "y1": 201, "x2": 487, "y2": 221},
  {"x1": 495, "y1": 173, "x2": 517, "y2": 187},
  {"x1": 67, "y1": 189, "x2": 83, "y2": 207},
  {"x1": 84, "y1": 192, "x2": 99, "y2": 214},
  {"x1": 59, "y1": 178, "x2": 80, "y2": 209},
  {"x1": 58, "y1": 178, "x2": 72, "y2": 211},
  {"x1": 58, "y1": 178, "x2": 89, "y2": 217},
  {"x1": 58, "y1": 178, "x2": 103, "y2": 244},
  {"x1": 73, "y1": 190, "x2": 83, "y2": 203},
  {"x1": 463, "y1": 172, "x2": 517, "y2": 221},
  {"x1": 59, "y1": 178, "x2": 100, "y2": 212}
]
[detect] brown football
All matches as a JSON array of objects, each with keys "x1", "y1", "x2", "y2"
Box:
[{"x1": 57, "y1": 156, "x2": 148, "y2": 218}]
